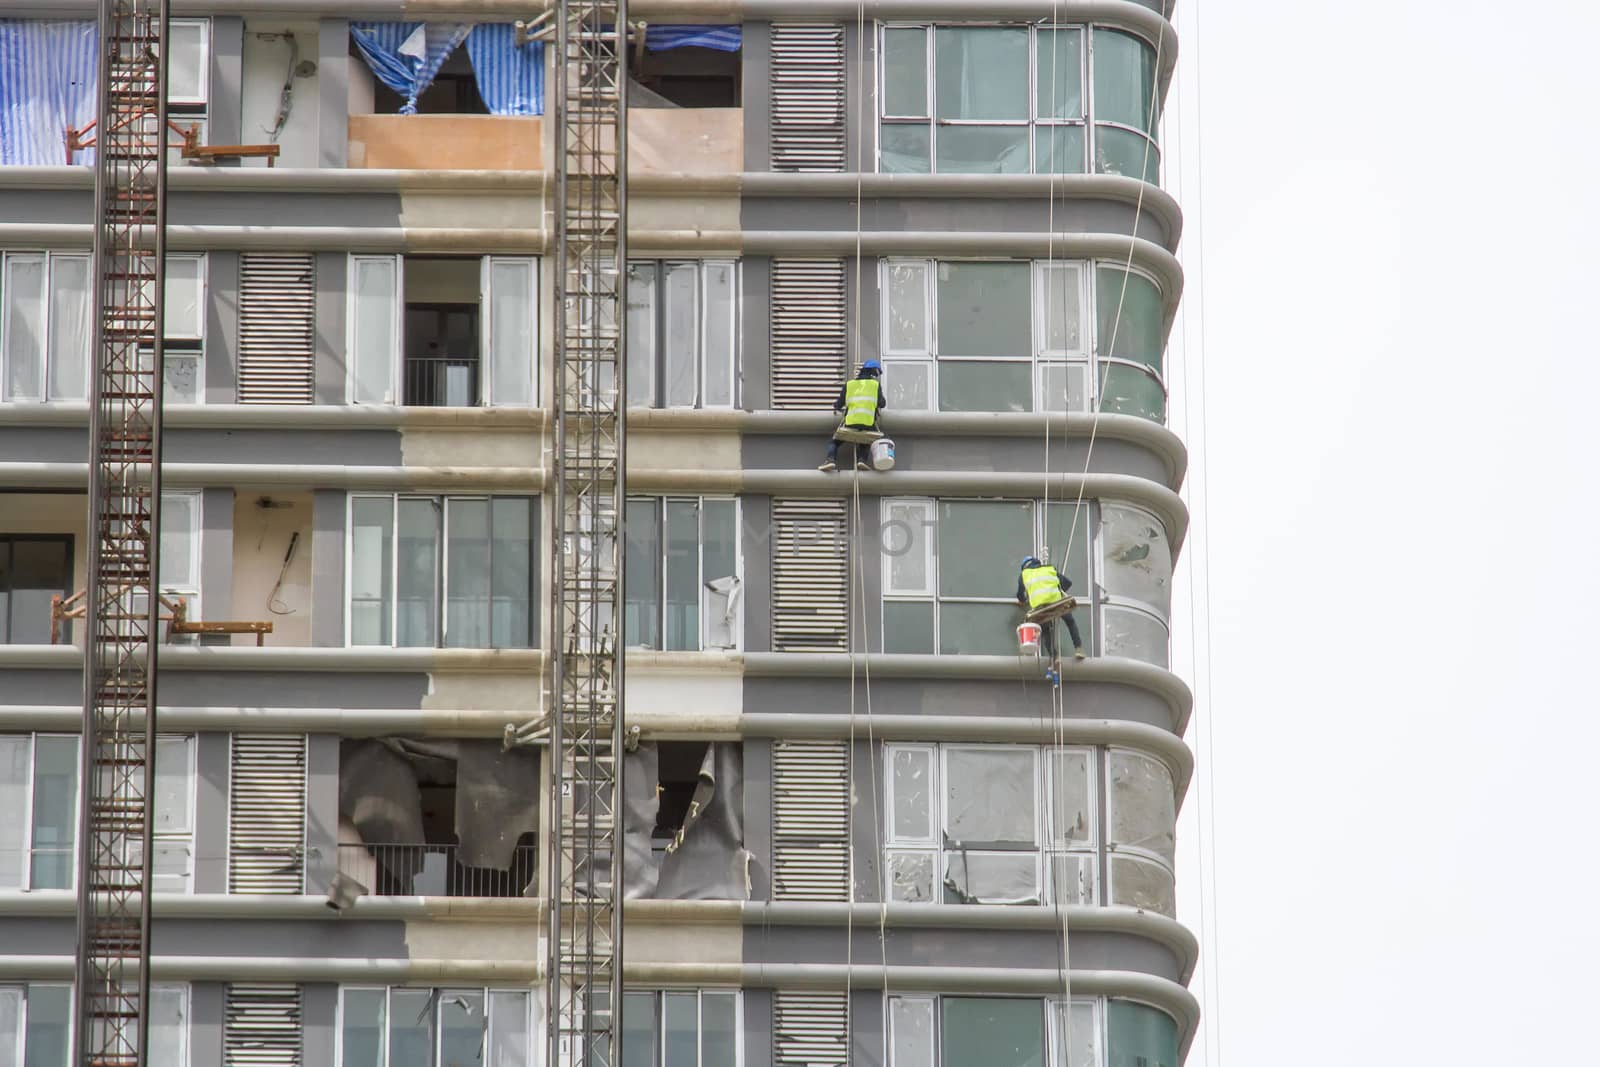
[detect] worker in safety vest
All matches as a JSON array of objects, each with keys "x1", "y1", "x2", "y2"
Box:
[
  {"x1": 1017, "y1": 555, "x2": 1085, "y2": 677},
  {"x1": 818, "y1": 360, "x2": 886, "y2": 472}
]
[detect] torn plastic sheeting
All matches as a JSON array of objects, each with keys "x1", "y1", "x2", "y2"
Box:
[
  {"x1": 944, "y1": 748, "x2": 1036, "y2": 848},
  {"x1": 453, "y1": 739, "x2": 539, "y2": 870},
  {"x1": 1100, "y1": 504, "x2": 1173, "y2": 614},
  {"x1": 1109, "y1": 854, "x2": 1175, "y2": 917},
  {"x1": 943, "y1": 851, "x2": 1041, "y2": 905},
  {"x1": 1100, "y1": 604, "x2": 1169, "y2": 669},
  {"x1": 1108, "y1": 750, "x2": 1176, "y2": 865},
  {"x1": 620, "y1": 742, "x2": 662, "y2": 900},
  {"x1": 703, "y1": 574, "x2": 741, "y2": 650},
  {"x1": 887, "y1": 851, "x2": 935, "y2": 903},
  {"x1": 622, "y1": 742, "x2": 750, "y2": 901}
]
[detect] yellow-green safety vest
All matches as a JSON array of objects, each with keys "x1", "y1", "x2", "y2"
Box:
[
  {"x1": 1022, "y1": 565, "x2": 1065, "y2": 610},
  {"x1": 843, "y1": 378, "x2": 880, "y2": 428}
]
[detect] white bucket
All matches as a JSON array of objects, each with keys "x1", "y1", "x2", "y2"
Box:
[
  {"x1": 871, "y1": 437, "x2": 896, "y2": 471},
  {"x1": 1017, "y1": 621, "x2": 1042, "y2": 655}
]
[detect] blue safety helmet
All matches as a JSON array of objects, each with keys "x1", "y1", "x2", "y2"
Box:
[
  {"x1": 1021, "y1": 555, "x2": 1041, "y2": 569},
  {"x1": 861, "y1": 359, "x2": 882, "y2": 374}
]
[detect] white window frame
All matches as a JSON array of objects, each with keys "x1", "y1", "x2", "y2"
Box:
[
  {"x1": 875, "y1": 22, "x2": 1160, "y2": 179},
  {"x1": 347, "y1": 254, "x2": 403, "y2": 405},
  {"x1": 151, "y1": 735, "x2": 198, "y2": 895},
  {"x1": 150, "y1": 982, "x2": 193, "y2": 1066},
  {"x1": 480, "y1": 255, "x2": 540, "y2": 407},
  {"x1": 1, "y1": 733, "x2": 81, "y2": 891},
  {"x1": 161, "y1": 253, "x2": 209, "y2": 405},
  {"x1": 0, "y1": 250, "x2": 94, "y2": 403},
  {"x1": 0, "y1": 982, "x2": 75, "y2": 1065},
  {"x1": 624, "y1": 988, "x2": 745, "y2": 1067},
  {"x1": 335, "y1": 986, "x2": 538, "y2": 1067},
  {"x1": 625, "y1": 259, "x2": 740, "y2": 410},
  {"x1": 884, "y1": 742, "x2": 1098, "y2": 906},
  {"x1": 159, "y1": 489, "x2": 204, "y2": 623},
  {"x1": 624, "y1": 496, "x2": 743, "y2": 653}
]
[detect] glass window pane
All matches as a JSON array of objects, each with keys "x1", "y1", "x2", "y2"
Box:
[
  {"x1": 1109, "y1": 854, "x2": 1174, "y2": 916},
  {"x1": 880, "y1": 124, "x2": 931, "y2": 173},
  {"x1": 1034, "y1": 126, "x2": 1086, "y2": 175},
  {"x1": 887, "y1": 850, "x2": 936, "y2": 903},
  {"x1": 664, "y1": 500, "x2": 700, "y2": 651},
  {"x1": 1095, "y1": 269, "x2": 1162, "y2": 375},
  {"x1": 883, "y1": 600, "x2": 935, "y2": 654},
  {"x1": 446, "y1": 499, "x2": 492, "y2": 648},
  {"x1": 1099, "y1": 504, "x2": 1172, "y2": 616},
  {"x1": 937, "y1": 500, "x2": 1030, "y2": 599},
  {"x1": 489, "y1": 258, "x2": 535, "y2": 406},
  {"x1": 1039, "y1": 363, "x2": 1090, "y2": 414},
  {"x1": 883, "y1": 360, "x2": 931, "y2": 410},
  {"x1": 936, "y1": 28, "x2": 1028, "y2": 120},
  {"x1": 701, "y1": 993, "x2": 737, "y2": 1067},
  {"x1": 945, "y1": 748, "x2": 1036, "y2": 847},
  {"x1": 1093, "y1": 126, "x2": 1159, "y2": 185},
  {"x1": 1098, "y1": 364, "x2": 1164, "y2": 422},
  {"x1": 440, "y1": 989, "x2": 485, "y2": 1067},
  {"x1": 396, "y1": 498, "x2": 440, "y2": 647},
  {"x1": 883, "y1": 500, "x2": 931, "y2": 596},
  {"x1": 884, "y1": 262, "x2": 929, "y2": 354},
  {"x1": 47, "y1": 256, "x2": 90, "y2": 400},
  {"x1": 165, "y1": 257, "x2": 204, "y2": 340},
  {"x1": 388, "y1": 988, "x2": 434, "y2": 1067},
  {"x1": 23, "y1": 985, "x2": 71, "y2": 1067},
  {"x1": 702, "y1": 262, "x2": 736, "y2": 407},
  {"x1": 934, "y1": 125, "x2": 1029, "y2": 174},
  {"x1": 701, "y1": 499, "x2": 737, "y2": 584},
  {"x1": 7, "y1": 540, "x2": 71, "y2": 644},
  {"x1": 621, "y1": 992, "x2": 656, "y2": 1067},
  {"x1": 1036, "y1": 28, "x2": 1083, "y2": 119},
  {"x1": 663, "y1": 263, "x2": 698, "y2": 407},
  {"x1": 167, "y1": 20, "x2": 208, "y2": 101},
  {"x1": 890, "y1": 747, "x2": 933, "y2": 841},
  {"x1": 942, "y1": 997, "x2": 1045, "y2": 1067},
  {"x1": 1057, "y1": 1001, "x2": 1100, "y2": 1067},
  {"x1": 340, "y1": 989, "x2": 385, "y2": 1067},
  {"x1": 1100, "y1": 605, "x2": 1167, "y2": 667},
  {"x1": 943, "y1": 851, "x2": 1039, "y2": 905},
  {"x1": 0, "y1": 988, "x2": 17, "y2": 1067},
  {"x1": 883, "y1": 27, "x2": 928, "y2": 116},
  {"x1": 351, "y1": 497, "x2": 394, "y2": 646},
  {"x1": 1108, "y1": 750, "x2": 1176, "y2": 864},
  {"x1": 1048, "y1": 749, "x2": 1092, "y2": 848},
  {"x1": 1107, "y1": 1001, "x2": 1178, "y2": 1067},
  {"x1": 937, "y1": 262, "x2": 1030, "y2": 357},
  {"x1": 490, "y1": 498, "x2": 534, "y2": 649},
  {"x1": 625, "y1": 500, "x2": 662, "y2": 649},
  {"x1": 162, "y1": 352, "x2": 202, "y2": 405},
  {"x1": 148, "y1": 987, "x2": 186, "y2": 1067},
  {"x1": 1041, "y1": 502, "x2": 1093, "y2": 606},
  {"x1": 352, "y1": 257, "x2": 398, "y2": 404},
  {"x1": 153, "y1": 736, "x2": 192, "y2": 833},
  {"x1": 889, "y1": 997, "x2": 935, "y2": 1067},
  {"x1": 627, "y1": 262, "x2": 659, "y2": 407},
  {"x1": 701, "y1": 499, "x2": 739, "y2": 650},
  {"x1": 158, "y1": 492, "x2": 198, "y2": 592},
  {"x1": 4, "y1": 254, "x2": 46, "y2": 401},
  {"x1": 662, "y1": 992, "x2": 697, "y2": 1067},
  {"x1": 938, "y1": 602, "x2": 1024, "y2": 656},
  {"x1": 939, "y1": 361, "x2": 1030, "y2": 413},
  {"x1": 1092, "y1": 31, "x2": 1157, "y2": 133},
  {"x1": 487, "y1": 991, "x2": 529, "y2": 1067},
  {"x1": 1048, "y1": 852, "x2": 1096, "y2": 906},
  {"x1": 0, "y1": 738, "x2": 27, "y2": 888},
  {"x1": 1039, "y1": 264, "x2": 1085, "y2": 355},
  {"x1": 30, "y1": 736, "x2": 77, "y2": 890}
]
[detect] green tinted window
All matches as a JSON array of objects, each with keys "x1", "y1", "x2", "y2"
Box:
[
  {"x1": 1093, "y1": 31, "x2": 1158, "y2": 133},
  {"x1": 937, "y1": 501, "x2": 1031, "y2": 598},
  {"x1": 1107, "y1": 1000, "x2": 1179, "y2": 1067},
  {"x1": 1095, "y1": 267, "x2": 1164, "y2": 369},
  {"x1": 936, "y1": 28, "x2": 1028, "y2": 120},
  {"x1": 942, "y1": 998, "x2": 1045, "y2": 1067}
]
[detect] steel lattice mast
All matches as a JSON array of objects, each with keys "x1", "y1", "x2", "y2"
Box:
[
  {"x1": 74, "y1": 1, "x2": 171, "y2": 1065},
  {"x1": 546, "y1": 1, "x2": 627, "y2": 1065}
]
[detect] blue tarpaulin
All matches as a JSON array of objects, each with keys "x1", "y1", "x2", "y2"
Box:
[
  {"x1": 645, "y1": 25, "x2": 742, "y2": 52},
  {"x1": 0, "y1": 19, "x2": 98, "y2": 166}
]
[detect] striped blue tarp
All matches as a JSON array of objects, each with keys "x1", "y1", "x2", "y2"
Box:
[
  {"x1": 0, "y1": 19, "x2": 98, "y2": 166},
  {"x1": 645, "y1": 24, "x2": 742, "y2": 52},
  {"x1": 465, "y1": 24, "x2": 544, "y2": 117},
  {"x1": 350, "y1": 21, "x2": 471, "y2": 115}
]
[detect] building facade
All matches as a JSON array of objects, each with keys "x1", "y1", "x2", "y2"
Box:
[{"x1": 0, "y1": 2, "x2": 1194, "y2": 1065}]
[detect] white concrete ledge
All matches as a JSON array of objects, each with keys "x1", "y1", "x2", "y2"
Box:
[
  {"x1": 0, "y1": 461, "x2": 545, "y2": 491},
  {"x1": 0, "y1": 644, "x2": 543, "y2": 672}
]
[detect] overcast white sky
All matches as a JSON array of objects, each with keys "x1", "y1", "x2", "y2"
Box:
[{"x1": 1166, "y1": 2, "x2": 1600, "y2": 1063}]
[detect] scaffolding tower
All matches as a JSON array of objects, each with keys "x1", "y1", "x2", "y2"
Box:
[
  {"x1": 546, "y1": 1, "x2": 627, "y2": 1065},
  {"x1": 73, "y1": 2, "x2": 171, "y2": 1065}
]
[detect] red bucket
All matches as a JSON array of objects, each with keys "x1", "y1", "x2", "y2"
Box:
[{"x1": 1017, "y1": 621, "x2": 1042, "y2": 654}]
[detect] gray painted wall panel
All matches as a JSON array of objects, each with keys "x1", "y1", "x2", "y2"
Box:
[
  {"x1": 305, "y1": 733, "x2": 340, "y2": 894},
  {"x1": 201, "y1": 487, "x2": 234, "y2": 626},
  {"x1": 743, "y1": 677, "x2": 1172, "y2": 730},
  {"x1": 211, "y1": 18, "x2": 244, "y2": 149},
  {"x1": 0, "y1": 189, "x2": 402, "y2": 230},
  {"x1": 318, "y1": 20, "x2": 350, "y2": 168},
  {"x1": 741, "y1": 432, "x2": 1168, "y2": 485},
  {"x1": 742, "y1": 988, "x2": 774, "y2": 1067},
  {"x1": 740, "y1": 257, "x2": 771, "y2": 410},
  {"x1": 742, "y1": 23, "x2": 771, "y2": 171},
  {"x1": 849, "y1": 739, "x2": 882, "y2": 902},
  {"x1": 743, "y1": 739, "x2": 773, "y2": 901},
  {"x1": 303, "y1": 983, "x2": 337, "y2": 1067},
  {"x1": 190, "y1": 981, "x2": 225, "y2": 1067},
  {"x1": 0, "y1": 427, "x2": 399, "y2": 470},
  {"x1": 161, "y1": 670, "x2": 428, "y2": 710},
  {"x1": 150, "y1": 917, "x2": 408, "y2": 959},
  {"x1": 206, "y1": 251, "x2": 240, "y2": 403},
  {"x1": 195, "y1": 732, "x2": 231, "y2": 894},
  {"x1": 851, "y1": 989, "x2": 886, "y2": 1067},
  {"x1": 743, "y1": 196, "x2": 1171, "y2": 246},
  {"x1": 0, "y1": 669, "x2": 78, "y2": 705},
  {"x1": 311, "y1": 489, "x2": 346, "y2": 646},
  {"x1": 741, "y1": 496, "x2": 773, "y2": 652},
  {"x1": 314, "y1": 251, "x2": 348, "y2": 404}
]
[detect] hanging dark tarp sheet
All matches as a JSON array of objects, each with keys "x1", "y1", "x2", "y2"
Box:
[{"x1": 622, "y1": 742, "x2": 750, "y2": 900}]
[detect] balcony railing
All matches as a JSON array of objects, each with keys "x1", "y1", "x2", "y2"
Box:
[
  {"x1": 337, "y1": 842, "x2": 537, "y2": 898},
  {"x1": 405, "y1": 355, "x2": 480, "y2": 407}
]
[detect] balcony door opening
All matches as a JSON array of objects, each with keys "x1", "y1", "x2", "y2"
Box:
[
  {"x1": 632, "y1": 47, "x2": 741, "y2": 108},
  {"x1": 403, "y1": 257, "x2": 481, "y2": 407},
  {"x1": 0, "y1": 535, "x2": 72, "y2": 644}
]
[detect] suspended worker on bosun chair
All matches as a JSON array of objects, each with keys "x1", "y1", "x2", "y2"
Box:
[
  {"x1": 819, "y1": 360, "x2": 886, "y2": 472},
  {"x1": 1019, "y1": 555, "x2": 1086, "y2": 683}
]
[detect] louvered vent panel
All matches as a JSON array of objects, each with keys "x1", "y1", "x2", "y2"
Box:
[
  {"x1": 770, "y1": 23, "x2": 846, "y2": 172},
  {"x1": 770, "y1": 259, "x2": 847, "y2": 410},
  {"x1": 228, "y1": 735, "x2": 307, "y2": 894},
  {"x1": 772, "y1": 499, "x2": 848, "y2": 652},
  {"x1": 239, "y1": 253, "x2": 315, "y2": 404},
  {"x1": 772, "y1": 740, "x2": 850, "y2": 901},
  {"x1": 774, "y1": 991, "x2": 849, "y2": 1067},
  {"x1": 225, "y1": 983, "x2": 302, "y2": 1067}
]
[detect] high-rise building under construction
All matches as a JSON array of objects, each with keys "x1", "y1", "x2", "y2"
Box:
[{"x1": 0, "y1": 2, "x2": 1193, "y2": 1065}]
